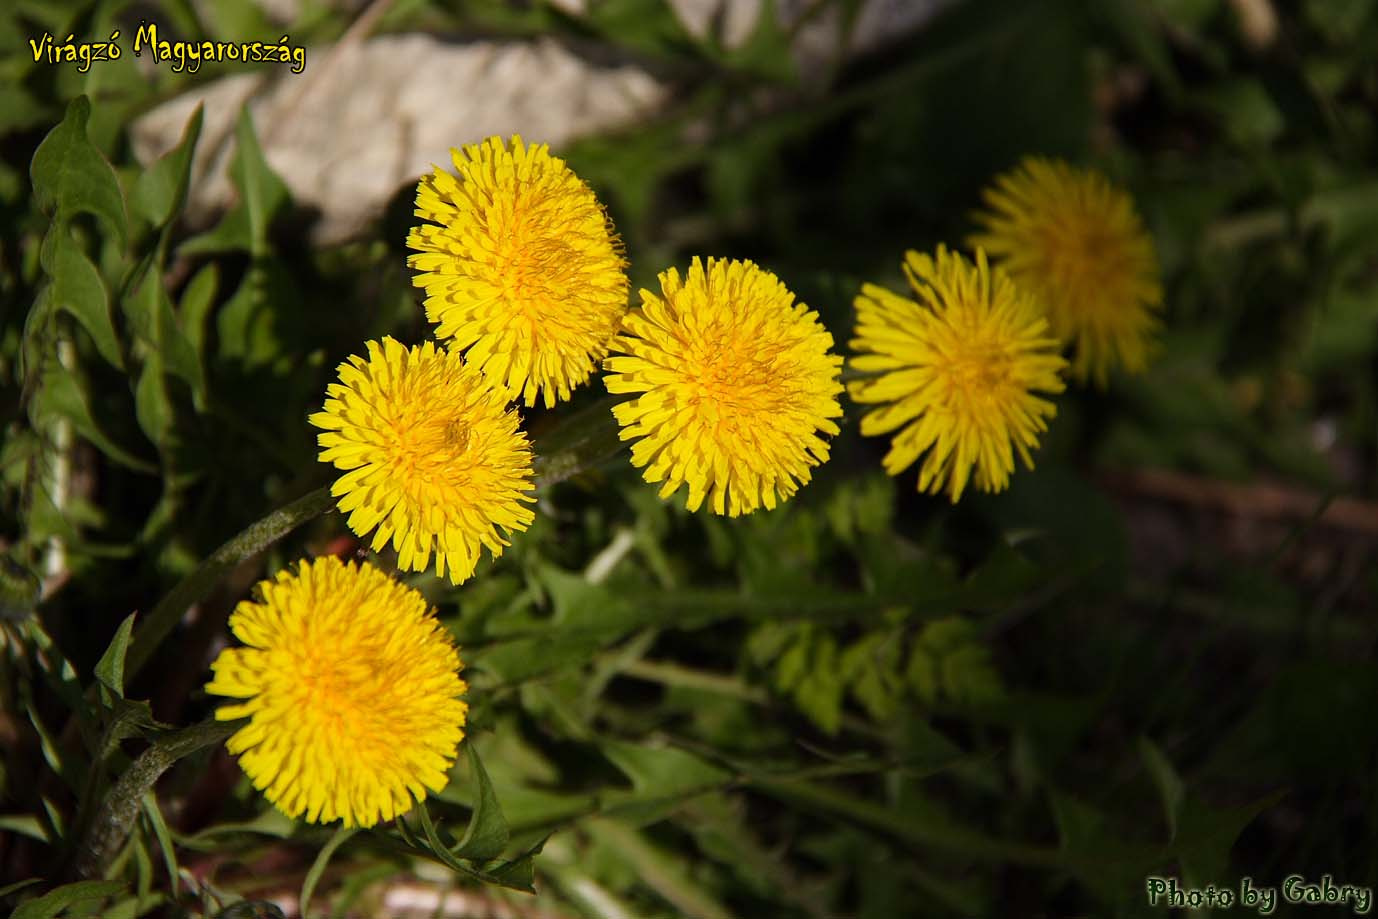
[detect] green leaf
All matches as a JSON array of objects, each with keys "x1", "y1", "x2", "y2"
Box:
[
  {"x1": 94, "y1": 613, "x2": 137, "y2": 698},
  {"x1": 454, "y1": 744, "x2": 510, "y2": 861},
  {"x1": 178, "y1": 262, "x2": 219, "y2": 362},
  {"x1": 1138, "y1": 737, "x2": 1184, "y2": 843},
  {"x1": 841, "y1": 632, "x2": 904, "y2": 721},
  {"x1": 582, "y1": 0, "x2": 698, "y2": 60},
  {"x1": 487, "y1": 848, "x2": 540, "y2": 891},
  {"x1": 11, "y1": 880, "x2": 126, "y2": 919},
  {"x1": 134, "y1": 355, "x2": 173, "y2": 448},
  {"x1": 1175, "y1": 791, "x2": 1286, "y2": 888},
  {"x1": 215, "y1": 259, "x2": 297, "y2": 368},
  {"x1": 0, "y1": 554, "x2": 42, "y2": 621},
  {"x1": 602, "y1": 739, "x2": 731, "y2": 802},
  {"x1": 99, "y1": 697, "x2": 168, "y2": 759},
  {"x1": 908, "y1": 617, "x2": 1004, "y2": 706},
  {"x1": 29, "y1": 96, "x2": 127, "y2": 243},
  {"x1": 179, "y1": 108, "x2": 289, "y2": 256},
  {"x1": 235, "y1": 106, "x2": 288, "y2": 257},
  {"x1": 0, "y1": 878, "x2": 44, "y2": 899},
  {"x1": 300, "y1": 825, "x2": 356, "y2": 919},
  {"x1": 720, "y1": 0, "x2": 796, "y2": 83},
  {"x1": 140, "y1": 795, "x2": 179, "y2": 899},
  {"x1": 31, "y1": 364, "x2": 156, "y2": 474},
  {"x1": 0, "y1": 83, "x2": 51, "y2": 136},
  {"x1": 584, "y1": 818, "x2": 734, "y2": 919},
  {"x1": 124, "y1": 263, "x2": 207, "y2": 406},
  {"x1": 234, "y1": 107, "x2": 286, "y2": 257},
  {"x1": 131, "y1": 105, "x2": 203, "y2": 227},
  {"x1": 103, "y1": 894, "x2": 166, "y2": 919},
  {"x1": 0, "y1": 816, "x2": 48, "y2": 842},
  {"x1": 41, "y1": 231, "x2": 123, "y2": 370}
]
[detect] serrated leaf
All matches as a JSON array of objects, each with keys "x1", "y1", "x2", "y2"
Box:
[
  {"x1": 41, "y1": 231, "x2": 122, "y2": 370},
  {"x1": 29, "y1": 95, "x2": 127, "y2": 243},
  {"x1": 124, "y1": 263, "x2": 206, "y2": 405},
  {"x1": 131, "y1": 104, "x2": 203, "y2": 227},
  {"x1": 487, "y1": 852, "x2": 537, "y2": 892},
  {"x1": 11, "y1": 879, "x2": 126, "y2": 919},
  {"x1": 454, "y1": 743, "x2": 509, "y2": 861},
  {"x1": 94, "y1": 612, "x2": 137, "y2": 698},
  {"x1": 134, "y1": 354, "x2": 173, "y2": 447},
  {"x1": 32, "y1": 364, "x2": 156, "y2": 474},
  {"x1": 100, "y1": 697, "x2": 168, "y2": 760},
  {"x1": 602, "y1": 739, "x2": 731, "y2": 800},
  {"x1": 792, "y1": 661, "x2": 843, "y2": 734},
  {"x1": 411, "y1": 804, "x2": 486, "y2": 881},
  {"x1": 234, "y1": 106, "x2": 287, "y2": 257},
  {"x1": 772, "y1": 627, "x2": 812, "y2": 691},
  {"x1": 179, "y1": 262, "x2": 218, "y2": 363},
  {"x1": 215, "y1": 259, "x2": 296, "y2": 368},
  {"x1": 842, "y1": 633, "x2": 903, "y2": 721},
  {"x1": 179, "y1": 108, "x2": 288, "y2": 256}
]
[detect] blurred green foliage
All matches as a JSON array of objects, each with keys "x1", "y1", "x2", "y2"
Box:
[{"x1": 2, "y1": 0, "x2": 1377, "y2": 916}]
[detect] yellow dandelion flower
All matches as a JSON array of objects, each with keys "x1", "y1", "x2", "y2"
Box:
[
  {"x1": 407, "y1": 135, "x2": 630, "y2": 407},
  {"x1": 309, "y1": 337, "x2": 535, "y2": 585},
  {"x1": 848, "y1": 246, "x2": 1067, "y2": 503},
  {"x1": 604, "y1": 257, "x2": 843, "y2": 516},
  {"x1": 205, "y1": 556, "x2": 467, "y2": 828},
  {"x1": 968, "y1": 157, "x2": 1163, "y2": 386}
]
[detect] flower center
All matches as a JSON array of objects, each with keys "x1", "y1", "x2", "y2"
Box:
[
  {"x1": 687, "y1": 327, "x2": 781, "y2": 431},
  {"x1": 295, "y1": 651, "x2": 370, "y2": 736},
  {"x1": 387, "y1": 409, "x2": 473, "y2": 485},
  {"x1": 491, "y1": 201, "x2": 578, "y2": 320},
  {"x1": 1038, "y1": 216, "x2": 1129, "y2": 308},
  {"x1": 938, "y1": 338, "x2": 1014, "y2": 411}
]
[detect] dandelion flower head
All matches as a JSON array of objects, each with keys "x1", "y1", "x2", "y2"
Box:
[
  {"x1": 848, "y1": 246, "x2": 1066, "y2": 502},
  {"x1": 604, "y1": 257, "x2": 843, "y2": 516},
  {"x1": 205, "y1": 556, "x2": 468, "y2": 828},
  {"x1": 309, "y1": 338, "x2": 535, "y2": 584},
  {"x1": 968, "y1": 156, "x2": 1162, "y2": 385},
  {"x1": 407, "y1": 135, "x2": 629, "y2": 407}
]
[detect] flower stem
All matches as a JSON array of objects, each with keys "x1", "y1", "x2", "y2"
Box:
[
  {"x1": 70, "y1": 716, "x2": 242, "y2": 880},
  {"x1": 125, "y1": 485, "x2": 336, "y2": 681}
]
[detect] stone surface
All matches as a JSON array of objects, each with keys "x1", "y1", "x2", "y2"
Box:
[
  {"x1": 130, "y1": 34, "x2": 669, "y2": 244},
  {"x1": 130, "y1": 1, "x2": 954, "y2": 244}
]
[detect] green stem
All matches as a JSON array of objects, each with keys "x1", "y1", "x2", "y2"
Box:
[
  {"x1": 619, "y1": 659, "x2": 770, "y2": 704},
  {"x1": 125, "y1": 397, "x2": 625, "y2": 681},
  {"x1": 125, "y1": 485, "x2": 336, "y2": 681},
  {"x1": 745, "y1": 775, "x2": 1064, "y2": 868},
  {"x1": 71, "y1": 716, "x2": 241, "y2": 880},
  {"x1": 530, "y1": 395, "x2": 627, "y2": 489}
]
